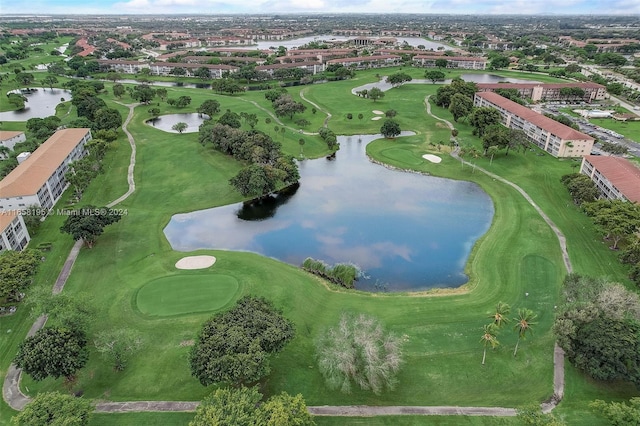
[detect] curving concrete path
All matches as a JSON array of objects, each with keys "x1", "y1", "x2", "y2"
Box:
[{"x1": 3, "y1": 103, "x2": 139, "y2": 412}]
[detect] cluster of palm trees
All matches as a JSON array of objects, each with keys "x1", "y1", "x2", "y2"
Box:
[{"x1": 480, "y1": 302, "x2": 537, "y2": 365}]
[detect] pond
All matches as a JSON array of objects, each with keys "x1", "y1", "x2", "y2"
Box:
[
  {"x1": 147, "y1": 113, "x2": 209, "y2": 133},
  {"x1": 163, "y1": 133, "x2": 494, "y2": 292},
  {"x1": 0, "y1": 88, "x2": 71, "y2": 121}
]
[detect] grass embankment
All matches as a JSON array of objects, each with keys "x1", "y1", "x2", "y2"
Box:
[{"x1": 1, "y1": 67, "x2": 637, "y2": 425}]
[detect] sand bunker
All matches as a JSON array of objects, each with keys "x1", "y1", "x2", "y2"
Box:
[
  {"x1": 371, "y1": 116, "x2": 383, "y2": 120},
  {"x1": 422, "y1": 154, "x2": 442, "y2": 163},
  {"x1": 175, "y1": 255, "x2": 217, "y2": 270},
  {"x1": 372, "y1": 110, "x2": 384, "y2": 115}
]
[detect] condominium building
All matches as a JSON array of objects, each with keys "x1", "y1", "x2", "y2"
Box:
[
  {"x1": 325, "y1": 55, "x2": 402, "y2": 70},
  {"x1": 0, "y1": 211, "x2": 30, "y2": 252},
  {"x1": 0, "y1": 128, "x2": 91, "y2": 212},
  {"x1": 148, "y1": 62, "x2": 239, "y2": 79},
  {"x1": 474, "y1": 92, "x2": 594, "y2": 158},
  {"x1": 580, "y1": 155, "x2": 640, "y2": 203},
  {"x1": 0, "y1": 131, "x2": 26, "y2": 159},
  {"x1": 476, "y1": 82, "x2": 607, "y2": 103}
]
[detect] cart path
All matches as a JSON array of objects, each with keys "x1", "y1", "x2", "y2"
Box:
[{"x1": 3, "y1": 102, "x2": 139, "y2": 412}]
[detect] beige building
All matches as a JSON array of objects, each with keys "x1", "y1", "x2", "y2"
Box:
[
  {"x1": 0, "y1": 128, "x2": 91, "y2": 212},
  {"x1": 476, "y1": 82, "x2": 607, "y2": 103},
  {"x1": 0, "y1": 211, "x2": 29, "y2": 252},
  {"x1": 580, "y1": 155, "x2": 640, "y2": 203},
  {"x1": 474, "y1": 92, "x2": 594, "y2": 158},
  {"x1": 413, "y1": 55, "x2": 487, "y2": 70}
]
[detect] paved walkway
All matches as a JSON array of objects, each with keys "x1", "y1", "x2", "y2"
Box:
[{"x1": 3, "y1": 102, "x2": 139, "y2": 412}]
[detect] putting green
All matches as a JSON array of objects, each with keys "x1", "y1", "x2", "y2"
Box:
[
  {"x1": 136, "y1": 274, "x2": 239, "y2": 316},
  {"x1": 379, "y1": 147, "x2": 423, "y2": 166}
]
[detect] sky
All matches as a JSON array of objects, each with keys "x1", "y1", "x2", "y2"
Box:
[{"x1": 2, "y1": 0, "x2": 640, "y2": 16}]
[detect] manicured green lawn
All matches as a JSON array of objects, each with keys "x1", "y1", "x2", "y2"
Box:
[
  {"x1": 1, "y1": 65, "x2": 638, "y2": 425},
  {"x1": 135, "y1": 274, "x2": 240, "y2": 317}
]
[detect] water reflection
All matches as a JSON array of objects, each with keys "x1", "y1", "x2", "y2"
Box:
[
  {"x1": 237, "y1": 183, "x2": 300, "y2": 221},
  {"x1": 147, "y1": 113, "x2": 210, "y2": 133},
  {"x1": 164, "y1": 133, "x2": 494, "y2": 292},
  {"x1": 0, "y1": 88, "x2": 71, "y2": 121}
]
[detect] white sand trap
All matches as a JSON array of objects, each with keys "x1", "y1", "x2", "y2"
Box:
[
  {"x1": 422, "y1": 154, "x2": 442, "y2": 163},
  {"x1": 371, "y1": 116, "x2": 383, "y2": 120},
  {"x1": 175, "y1": 255, "x2": 217, "y2": 270},
  {"x1": 372, "y1": 110, "x2": 384, "y2": 115}
]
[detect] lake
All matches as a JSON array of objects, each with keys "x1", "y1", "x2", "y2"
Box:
[
  {"x1": 147, "y1": 113, "x2": 209, "y2": 133},
  {"x1": 0, "y1": 88, "x2": 71, "y2": 121},
  {"x1": 163, "y1": 133, "x2": 494, "y2": 292}
]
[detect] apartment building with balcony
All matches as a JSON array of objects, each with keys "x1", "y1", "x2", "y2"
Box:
[
  {"x1": 473, "y1": 92, "x2": 594, "y2": 158},
  {"x1": 0, "y1": 128, "x2": 91, "y2": 212},
  {"x1": 580, "y1": 155, "x2": 640, "y2": 203}
]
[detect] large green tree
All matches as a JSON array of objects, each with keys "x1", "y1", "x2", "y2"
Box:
[
  {"x1": 60, "y1": 205, "x2": 123, "y2": 248},
  {"x1": 0, "y1": 249, "x2": 41, "y2": 302},
  {"x1": 367, "y1": 87, "x2": 385, "y2": 102},
  {"x1": 14, "y1": 326, "x2": 89, "y2": 382},
  {"x1": 386, "y1": 72, "x2": 412, "y2": 87},
  {"x1": 449, "y1": 93, "x2": 474, "y2": 122},
  {"x1": 189, "y1": 296, "x2": 295, "y2": 386},
  {"x1": 470, "y1": 107, "x2": 502, "y2": 137},
  {"x1": 197, "y1": 99, "x2": 221, "y2": 118},
  {"x1": 425, "y1": 70, "x2": 446, "y2": 83},
  {"x1": 12, "y1": 391, "x2": 93, "y2": 426},
  {"x1": 380, "y1": 119, "x2": 401, "y2": 139}
]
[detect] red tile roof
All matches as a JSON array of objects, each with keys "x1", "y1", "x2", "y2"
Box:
[
  {"x1": 475, "y1": 92, "x2": 594, "y2": 141},
  {"x1": 477, "y1": 82, "x2": 605, "y2": 90},
  {"x1": 584, "y1": 155, "x2": 640, "y2": 203}
]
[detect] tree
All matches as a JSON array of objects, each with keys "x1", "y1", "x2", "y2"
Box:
[
  {"x1": 0, "y1": 249, "x2": 41, "y2": 302},
  {"x1": 14, "y1": 72, "x2": 35, "y2": 88},
  {"x1": 6, "y1": 93, "x2": 26, "y2": 110},
  {"x1": 470, "y1": 107, "x2": 502, "y2": 137},
  {"x1": 93, "y1": 107, "x2": 123, "y2": 131},
  {"x1": 513, "y1": 309, "x2": 537, "y2": 356},
  {"x1": 218, "y1": 109, "x2": 242, "y2": 128},
  {"x1": 561, "y1": 173, "x2": 599, "y2": 205},
  {"x1": 358, "y1": 113, "x2": 364, "y2": 121},
  {"x1": 386, "y1": 72, "x2": 412, "y2": 87},
  {"x1": 60, "y1": 205, "x2": 123, "y2": 248},
  {"x1": 298, "y1": 138, "x2": 305, "y2": 158},
  {"x1": 26, "y1": 288, "x2": 95, "y2": 333},
  {"x1": 14, "y1": 326, "x2": 88, "y2": 382},
  {"x1": 156, "y1": 87, "x2": 168, "y2": 101},
  {"x1": 489, "y1": 302, "x2": 510, "y2": 327},
  {"x1": 315, "y1": 313, "x2": 403, "y2": 395},
  {"x1": 380, "y1": 119, "x2": 401, "y2": 139},
  {"x1": 449, "y1": 93, "x2": 473, "y2": 122},
  {"x1": 190, "y1": 386, "x2": 261, "y2": 426},
  {"x1": 590, "y1": 398, "x2": 640, "y2": 426},
  {"x1": 131, "y1": 84, "x2": 155, "y2": 104},
  {"x1": 113, "y1": 83, "x2": 125, "y2": 99},
  {"x1": 367, "y1": 87, "x2": 385, "y2": 102},
  {"x1": 583, "y1": 200, "x2": 640, "y2": 250},
  {"x1": 480, "y1": 323, "x2": 499, "y2": 365},
  {"x1": 13, "y1": 392, "x2": 94, "y2": 426},
  {"x1": 482, "y1": 124, "x2": 510, "y2": 155},
  {"x1": 66, "y1": 157, "x2": 100, "y2": 200},
  {"x1": 190, "y1": 387, "x2": 315, "y2": 426},
  {"x1": 189, "y1": 296, "x2": 295, "y2": 386},
  {"x1": 273, "y1": 95, "x2": 306, "y2": 120},
  {"x1": 197, "y1": 99, "x2": 220, "y2": 118},
  {"x1": 41, "y1": 75, "x2": 58, "y2": 90},
  {"x1": 94, "y1": 328, "x2": 143, "y2": 371},
  {"x1": 435, "y1": 58, "x2": 448, "y2": 69},
  {"x1": 425, "y1": 70, "x2": 446, "y2": 83},
  {"x1": 384, "y1": 109, "x2": 397, "y2": 118},
  {"x1": 256, "y1": 392, "x2": 315, "y2": 426},
  {"x1": 490, "y1": 55, "x2": 511, "y2": 70},
  {"x1": 554, "y1": 274, "x2": 640, "y2": 387},
  {"x1": 172, "y1": 122, "x2": 188, "y2": 134}
]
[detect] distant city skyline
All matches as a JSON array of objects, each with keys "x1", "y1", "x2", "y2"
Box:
[{"x1": 3, "y1": 0, "x2": 640, "y2": 16}]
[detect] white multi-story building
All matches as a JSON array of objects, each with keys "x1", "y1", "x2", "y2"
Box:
[
  {"x1": 325, "y1": 55, "x2": 402, "y2": 70},
  {"x1": 474, "y1": 92, "x2": 594, "y2": 158},
  {"x1": 0, "y1": 128, "x2": 91, "y2": 212},
  {"x1": 0, "y1": 131, "x2": 26, "y2": 159},
  {"x1": 580, "y1": 155, "x2": 640, "y2": 203},
  {"x1": 0, "y1": 211, "x2": 29, "y2": 252}
]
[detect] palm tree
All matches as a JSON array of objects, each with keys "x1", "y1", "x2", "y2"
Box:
[
  {"x1": 513, "y1": 309, "x2": 537, "y2": 357},
  {"x1": 480, "y1": 323, "x2": 499, "y2": 365},
  {"x1": 489, "y1": 302, "x2": 510, "y2": 328}
]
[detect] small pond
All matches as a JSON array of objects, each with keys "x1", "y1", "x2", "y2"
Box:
[
  {"x1": 0, "y1": 88, "x2": 71, "y2": 121},
  {"x1": 147, "y1": 113, "x2": 210, "y2": 133},
  {"x1": 164, "y1": 133, "x2": 494, "y2": 292}
]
